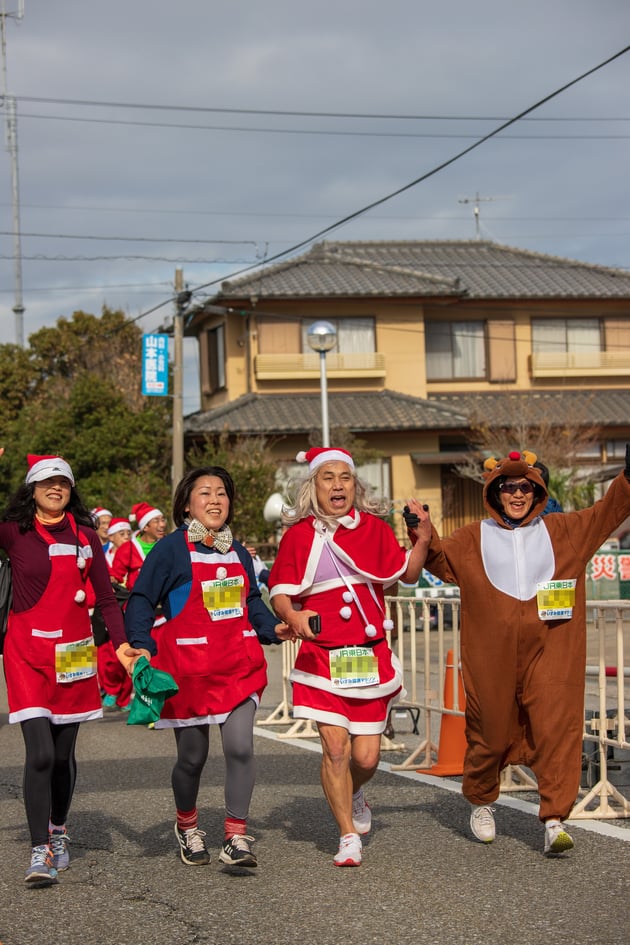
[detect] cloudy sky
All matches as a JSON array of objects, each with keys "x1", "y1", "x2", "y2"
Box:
[{"x1": 0, "y1": 0, "x2": 629, "y2": 412}]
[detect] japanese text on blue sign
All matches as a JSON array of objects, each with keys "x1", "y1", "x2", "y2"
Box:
[{"x1": 142, "y1": 334, "x2": 169, "y2": 396}]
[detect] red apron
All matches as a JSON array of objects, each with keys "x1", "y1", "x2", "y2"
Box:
[
  {"x1": 4, "y1": 515, "x2": 102, "y2": 724},
  {"x1": 152, "y1": 539, "x2": 268, "y2": 726}
]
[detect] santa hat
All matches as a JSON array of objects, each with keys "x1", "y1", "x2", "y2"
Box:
[
  {"x1": 296, "y1": 447, "x2": 355, "y2": 473},
  {"x1": 130, "y1": 502, "x2": 163, "y2": 532},
  {"x1": 91, "y1": 507, "x2": 112, "y2": 520},
  {"x1": 107, "y1": 517, "x2": 131, "y2": 537},
  {"x1": 25, "y1": 454, "x2": 75, "y2": 486}
]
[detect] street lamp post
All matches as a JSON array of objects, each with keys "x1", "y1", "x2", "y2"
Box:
[{"x1": 307, "y1": 321, "x2": 337, "y2": 447}]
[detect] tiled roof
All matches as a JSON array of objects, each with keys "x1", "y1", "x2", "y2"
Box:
[
  {"x1": 216, "y1": 240, "x2": 630, "y2": 300},
  {"x1": 185, "y1": 388, "x2": 630, "y2": 437},
  {"x1": 429, "y1": 389, "x2": 630, "y2": 427},
  {"x1": 184, "y1": 390, "x2": 467, "y2": 435}
]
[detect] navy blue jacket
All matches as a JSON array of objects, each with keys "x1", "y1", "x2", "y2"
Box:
[{"x1": 124, "y1": 525, "x2": 280, "y2": 656}]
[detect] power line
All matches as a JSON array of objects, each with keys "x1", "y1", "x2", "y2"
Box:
[
  {"x1": 0, "y1": 254, "x2": 257, "y2": 263},
  {"x1": 13, "y1": 94, "x2": 630, "y2": 123},
  {"x1": 188, "y1": 45, "x2": 630, "y2": 300},
  {"x1": 0, "y1": 230, "x2": 258, "y2": 245},
  {"x1": 14, "y1": 110, "x2": 630, "y2": 140},
  {"x1": 3, "y1": 202, "x2": 630, "y2": 224}
]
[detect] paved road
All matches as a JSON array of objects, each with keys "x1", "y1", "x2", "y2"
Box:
[{"x1": 1, "y1": 646, "x2": 629, "y2": 945}]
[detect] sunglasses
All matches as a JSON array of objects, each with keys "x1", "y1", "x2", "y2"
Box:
[{"x1": 499, "y1": 480, "x2": 535, "y2": 495}]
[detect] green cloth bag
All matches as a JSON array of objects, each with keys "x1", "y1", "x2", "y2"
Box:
[{"x1": 127, "y1": 656, "x2": 179, "y2": 726}]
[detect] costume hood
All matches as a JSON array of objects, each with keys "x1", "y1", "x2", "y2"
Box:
[{"x1": 482, "y1": 449, "x2": 548, "y2": 527}]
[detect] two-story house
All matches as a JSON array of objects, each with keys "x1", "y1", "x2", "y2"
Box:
[{"x1": 184, "y1": 239, "x2": 630, "y2": 535}]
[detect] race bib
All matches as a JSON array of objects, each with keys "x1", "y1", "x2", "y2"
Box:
[
  {"x1": 55, "y1": 636, "x2": 97, "y2": 683},
  {"x1": 329, "y1": 646, "x2": 379, "y2": 689},
  {"x1": 536, "y1": 579, "x2": 577, "y2": 621},
  {"x1": 201, "y1": 575, "x2": 245, "y2": 621}
]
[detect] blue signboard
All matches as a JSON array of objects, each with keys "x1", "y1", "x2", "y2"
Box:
[{"x1": 142, "y1": 333, "x2": 169, "y2": 396}]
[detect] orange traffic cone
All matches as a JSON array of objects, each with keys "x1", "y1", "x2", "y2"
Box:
[{"x1": 417, "y1": 648, "x2": 467, "y2": 776}]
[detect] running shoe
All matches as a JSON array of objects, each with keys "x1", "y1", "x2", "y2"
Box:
[
  {"x1": 352, "y1": 788, "x2": 372, "y2": 835},
  {"x1": 470, "y1": 804, "x2": 496, "y2": 843},
  {"x1": 25, "y1": 844, "x2": 59, "y2": 886},
  {"x1": 219, "y1": 834, "x2": 258, "y2": 867},
  {"x1": 544, "y1": 821, "x2": 574, "y2": 856},
  {"x1": 102, "y1": 694, "x2": 118, "y2": 708},
  {"x1": 333, "y1": 832, "x2": 362, "y2": 867},
  {"x1": 49, "y1": 828, "x2": 70, "y2": 871},
  {"x1": 174, "y1": 824, "x2": 210, "y2": 865}
]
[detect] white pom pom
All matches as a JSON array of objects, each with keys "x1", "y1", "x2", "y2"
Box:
[
  {"x1": 74, "y1": 589, "x2": 86, "y2": 603},
  {"x1": 365, "y1": 624, "x2": 377, "y2": 638},
  {"x1": 216, "y1": 566, "x2": 227, "y2": 580},
  {"x1": 77, "y1": 556, "x2": 86, "y2": 570},
  {"x1": 342, "y1": 591, "x2": 353, "y2": 604},
  {"x1": 339, "y1": 606, "x2": 352, "y2": 620},
  {"x1": 296, "y1": 451, "x2": 308, "y2": 463},
  {"x1": 382, "y1": 618, "x2": 394, "y2": 632}
]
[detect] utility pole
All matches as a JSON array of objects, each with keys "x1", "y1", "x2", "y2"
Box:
[
  {"x1": 172, "y1": 268, "x2": 191, "y2": 500},
  {"x1": 1, "y1": 0, "x2": 25, "y2": 346},
  {"x1": 172, "y1": 269, "x2": 184, "y2": 499}
]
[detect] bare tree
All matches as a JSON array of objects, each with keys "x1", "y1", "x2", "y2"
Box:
[{"x1": 452, "y1": 392, "x2": 601, "y2": 510}]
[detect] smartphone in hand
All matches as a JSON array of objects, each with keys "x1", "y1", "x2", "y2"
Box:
[{"x1": 308, "y1": 614, "x2": 321, "y2": 635}]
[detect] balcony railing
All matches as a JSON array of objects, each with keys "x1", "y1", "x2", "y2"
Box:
[
  {"x1": 254, "y1": 351, "x2": 386, "y2": 380},
  {"x1": 531, "y1": 350, "x2": 630, "y2": 378}
]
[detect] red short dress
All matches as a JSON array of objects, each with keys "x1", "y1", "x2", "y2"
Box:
[{"x1": 269, "y1": 510, "x2": 409, "y2": 735}]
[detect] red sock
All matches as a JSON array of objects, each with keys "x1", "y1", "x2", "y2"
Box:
[
  {"x1": 224, "y1": 817, "x2": 246, "y2": 840},
  {"x1": 176, "y1": 808, "x2": 198, "y2": 832}
]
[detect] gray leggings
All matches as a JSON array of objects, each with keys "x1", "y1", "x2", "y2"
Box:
[{"x1": 171, "y1": 698, "x2": 256, "y2": 820}]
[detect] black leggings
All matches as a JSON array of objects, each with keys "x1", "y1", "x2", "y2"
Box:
[
  {"x1": 171, "y1": 698, "x2": 256, "y2": 820},
  {"x1": 20, "y1": 718, "x2": 80, "y2": 846}
]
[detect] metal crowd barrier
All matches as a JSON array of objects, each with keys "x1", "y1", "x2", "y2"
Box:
[{"x1": 258, "y1": 595, "x2": 630, "y2": 819}]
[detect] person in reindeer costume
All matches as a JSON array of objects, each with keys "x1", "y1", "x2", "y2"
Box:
[{"x1": 405, "y1": 446, "x2": 630, "y2": 856}]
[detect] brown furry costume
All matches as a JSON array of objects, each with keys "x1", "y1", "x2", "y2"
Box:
[{"x1": 424, "y1": 450, "x2": 630, "y2": 821}]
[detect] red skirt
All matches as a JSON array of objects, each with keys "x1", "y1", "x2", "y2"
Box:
[{"x1": 289, "y1": 639, "x2": 404, "y2": 735}]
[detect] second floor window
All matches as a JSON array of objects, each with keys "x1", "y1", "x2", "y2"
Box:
[
  {"x1": 206, "y1": 324, "x2": 226, "y2": 392},
  {"x1": 532, "y1": 318, "x2": 601, "y2": 353},
  {"x1": 300, "y1": 317, "x2": 375, "y2": 353},
  {"x1": 425, "y1": 320, "x2": 486, "y2": 379}
]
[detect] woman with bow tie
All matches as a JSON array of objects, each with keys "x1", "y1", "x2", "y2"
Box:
[{"x1": 124, "y1": 465, "x2": 290, "y2": 870}]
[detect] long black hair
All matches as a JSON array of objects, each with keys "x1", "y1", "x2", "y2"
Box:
[
  {"x1": 172, "y1": 466, "x2": 235, "y2": 527},
  {"x1": 1, "y1": 482, "x2": 95, "y2": 532}
]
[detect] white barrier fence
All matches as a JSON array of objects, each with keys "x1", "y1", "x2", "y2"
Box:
[{"x1": 258, "y1": 595, "x2": 630, "y2": 820}]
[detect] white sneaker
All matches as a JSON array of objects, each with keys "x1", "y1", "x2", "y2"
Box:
[
  {"x1": 352, "y1": 788, "x2": 372, "y2": 835},
  {"x1": 544, "y1": 820, "x2": 574, "y2": 856},
  {"x1": 470, "y1": 805, "x2": 496, "y2": 843},
  {"x1": 333, "y1": 832, "x2": 362, "y2": 867}
]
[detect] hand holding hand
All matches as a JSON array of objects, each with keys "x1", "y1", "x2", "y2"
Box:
[
  {"x1": 273, "y1": 622, "x2": 293, "y2": 642},
  {"x1": 403, "y1": 498, "x2": 432, "y2": 544},
  {"x1": 115, "y1": 643, "x2": 152, "y2": 676}
]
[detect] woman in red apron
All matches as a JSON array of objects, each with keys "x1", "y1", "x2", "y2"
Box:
[
  {"x1": 124, "y1": 466, "x2": 290, "y2": 870},
  {"x1": 0, "y1": 452, "x2": 129, "y2": 886}
]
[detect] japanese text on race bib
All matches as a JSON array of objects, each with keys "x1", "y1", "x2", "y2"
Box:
[
  {"x1": 536, "y1": 579, "x2": 577, "y2": 621},
  {"x1": 201, "y1": 575, "x2": 245, "y2": 621},
  {"x1": 55, "y1": 637, "x2": 97, "y2": 683},
  {"x1": 329, "y1": 646, "x2": 379, "y2": 688}
]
